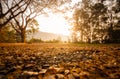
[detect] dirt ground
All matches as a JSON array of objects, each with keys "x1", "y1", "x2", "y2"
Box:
[{"x1": 0, "y1": 43, "x2": 120, "y2": 79}]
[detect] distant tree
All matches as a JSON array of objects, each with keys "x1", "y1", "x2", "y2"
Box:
[
  {"x1": 72, "y1": 0, "x2": 93, "y2": 43},
  {"x1": 28, "y1": 38, "x2": 43, "y2": 43},
  {"x1": 57, "y1": 36, "x2": 62, "y2": 42},
  {"x1": 0, "y1": 24, "x2": 16, "y2": 43},
  {"x1": 10, "y1": 17, "x2": 39, "y2": 42}
]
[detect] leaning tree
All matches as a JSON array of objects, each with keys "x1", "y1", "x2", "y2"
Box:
[{"x1": 10, "y1": 0, "x2": 70, "y2": 42}]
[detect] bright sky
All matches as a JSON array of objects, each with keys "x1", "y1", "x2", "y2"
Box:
[
  {"x1": 36, "y1": 0, "x2": 80, "y2": 36},
  {"x1": 36, "y1": 13, "x2": 72, "y2": 36}
]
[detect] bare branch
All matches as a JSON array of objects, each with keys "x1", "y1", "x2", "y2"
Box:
[{"x1": 0, "y1": 0, "x2": 31, "y2": 28}]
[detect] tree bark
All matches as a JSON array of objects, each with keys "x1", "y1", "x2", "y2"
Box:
[{"x1": 21, "y1": 29, "x2": 26, "y2": 43}]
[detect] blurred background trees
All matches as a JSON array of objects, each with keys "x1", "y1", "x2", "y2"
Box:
[
  {"x1": 0, "y1": 0, "x2": 120, "y2": 43},
  {"x1": 0, "y1": 24, "x2": 16, "y2": 43},
  {"x1": 72, "y1": 0, "x2": 120, "y2": 43}
]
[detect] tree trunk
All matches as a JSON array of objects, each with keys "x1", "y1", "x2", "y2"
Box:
[
  {"x1": 0, "y1": 27, "x2": 1, "y2": 32},
  {"x1": 80, "y1": 31, "x2": 83, "y2": 42},
  {"x1": 21, "y1": 29, "x2": 26, "y2": 43}
]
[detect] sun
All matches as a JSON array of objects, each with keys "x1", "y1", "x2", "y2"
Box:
[{"x1": 36, "y1": 13, "x2": 71, "y2": 36}]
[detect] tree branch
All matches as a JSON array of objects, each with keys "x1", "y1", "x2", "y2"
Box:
[{"x1": 0, "y1": 0, "x2": 31, "y2": 28}]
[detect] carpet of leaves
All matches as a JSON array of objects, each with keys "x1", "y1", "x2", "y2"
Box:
[{"x1": 0, "y1": 43, "x2": 120, "y2": 79}]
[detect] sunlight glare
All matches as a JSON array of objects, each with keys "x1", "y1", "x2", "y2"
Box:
[{"x1": 36, "y1": 13, "x2": 72, "y2": 36}]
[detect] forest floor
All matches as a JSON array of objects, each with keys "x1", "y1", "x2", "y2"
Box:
[{"x1": 0, "y1": 43, "x2": 120, "y2": 79}]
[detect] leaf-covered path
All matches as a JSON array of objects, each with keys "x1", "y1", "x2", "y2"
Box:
[{"x1": 0, "y1": 43, "x2": 120, "y2": 79}]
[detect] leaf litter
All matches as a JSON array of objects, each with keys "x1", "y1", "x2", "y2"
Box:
[{"x1": 0, "y1": 43, "x2": 120, "y2": 79}]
